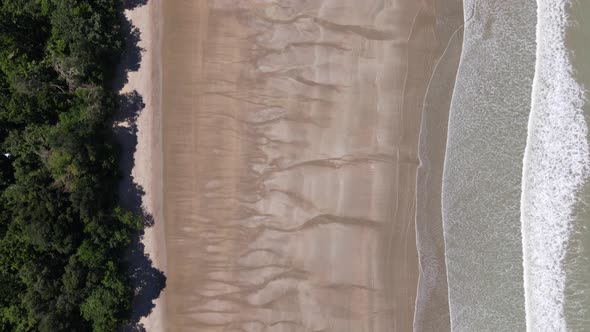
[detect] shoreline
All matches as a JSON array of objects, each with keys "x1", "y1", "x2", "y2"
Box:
[{"x1": 413, "y1": 0, "x2": 464, "y2": 330}]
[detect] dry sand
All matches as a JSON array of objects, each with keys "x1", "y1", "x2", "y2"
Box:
[
  {"x1": 120, "y1": 1, "x2": 166, "y2": 330},
  {"x1": 139, "y1": 0, "x2": 466, "y2": 331}
]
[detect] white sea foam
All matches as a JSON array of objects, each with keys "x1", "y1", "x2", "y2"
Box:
[{"x1": 521, "y1": 1, "x2": 590, "y2": 331}]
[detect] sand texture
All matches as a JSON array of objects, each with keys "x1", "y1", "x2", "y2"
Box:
[
  {"x1": 119, "y1": 0, "x2": 166, "y2": 330},
  {"x1": 157, "y1": 1, "x2": 461, "y2": 331}
]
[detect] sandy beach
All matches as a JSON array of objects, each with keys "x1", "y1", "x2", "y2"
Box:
[
  {"x1": 123, "y1": 0, "x2": 464, "y2": 330},
  {"x1": 120, "y1": 0, "x2": 166, "y2": 330}
]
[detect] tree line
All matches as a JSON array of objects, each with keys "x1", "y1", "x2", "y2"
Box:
[{"x1": 0, "y1": 0, "x2": 146, "y2": 330}]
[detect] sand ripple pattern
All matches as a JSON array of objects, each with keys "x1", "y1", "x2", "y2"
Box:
[{"x1": 160, "y1": 1, "x2": 455, "y2": 331}]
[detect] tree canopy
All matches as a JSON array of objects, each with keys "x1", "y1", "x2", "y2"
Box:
[{"x1": 0, "y1": 1, "x2": 143, "y2": 330}]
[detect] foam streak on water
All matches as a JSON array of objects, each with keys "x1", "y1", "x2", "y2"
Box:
[{"x1": 521, "y1": 1, "x2": 590, "y2": 330}]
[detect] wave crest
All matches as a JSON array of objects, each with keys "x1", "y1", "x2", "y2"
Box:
[{"x1": 521, "y1": 1, "x2": 590, "y2": 331}]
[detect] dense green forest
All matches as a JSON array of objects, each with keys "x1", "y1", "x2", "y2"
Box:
[{"x1": 0, "y1": 0, "x2": 147, "y2": 330}]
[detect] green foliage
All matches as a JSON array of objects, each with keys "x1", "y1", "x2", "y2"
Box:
[
  {"x1": 80, "y1": 262, "x2": 130, "y2": 332},
  {"x1": 0, "y1": 1, "x2": 140, "y2": 331}
]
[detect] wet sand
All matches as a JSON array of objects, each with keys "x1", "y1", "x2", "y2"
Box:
[
  {"x1": 159, "y1": 1, "x2": 461, "y2": 331},
  {"x1": 414, "y1": 1, "x2": 463, "y2": 331}
]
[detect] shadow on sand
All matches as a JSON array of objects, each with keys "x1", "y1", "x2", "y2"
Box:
[
  {"x1": 124, "y1": 0, "x2": 149, "y2": 10},
  {"x1": 113, "y1": 1, "x2": 166, "y2": 331}
]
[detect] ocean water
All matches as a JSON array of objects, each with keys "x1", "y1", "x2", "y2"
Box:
[
  {"x1": 442, "y1": 0, "x2": 536, "y2": 330},
  {"x1": 561, "y1": 1, "x2": 590, "y2": 330},
  {"x1": 521, "y1": 1, "x2": 589, "y2": 330},
  {"x1": 440, "y1": 0, "x2": 590, "y2": 330}
]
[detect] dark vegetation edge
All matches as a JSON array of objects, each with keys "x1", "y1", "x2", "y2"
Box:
[{"x1": 0, "y1": 0, "x2": 164, "y2": 331}]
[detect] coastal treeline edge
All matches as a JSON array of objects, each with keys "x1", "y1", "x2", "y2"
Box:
[{"x1": 0, "y1": 1, "x2": 147, "y2": 331}]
